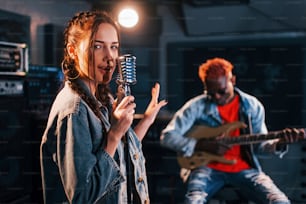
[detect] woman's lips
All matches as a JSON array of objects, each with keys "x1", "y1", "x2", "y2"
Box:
[{"x1": 98, "y1": 65, "x2": 112, "y2": 73}]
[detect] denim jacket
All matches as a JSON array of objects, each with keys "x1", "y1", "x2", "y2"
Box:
[
  {"x1": 160, "y1": 87, "x2": 288, "y2": 172},
  {"x1": 40, "y1": 80, "x2": 150, "y2": 204}
]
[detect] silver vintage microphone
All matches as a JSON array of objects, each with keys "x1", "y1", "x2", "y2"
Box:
[
  {"x1": 116, "y1": 54, "x2": 137, "y2": 99},
  {"x1": 116, "y1": 54, "x2": 136, "y2": 204}
]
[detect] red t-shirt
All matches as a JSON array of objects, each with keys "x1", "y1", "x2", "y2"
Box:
[{"x1": 207, "y1": 94, "x2": 251, "y2": 172}]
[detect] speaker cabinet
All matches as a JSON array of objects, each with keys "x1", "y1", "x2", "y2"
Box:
[{"x1": 0, "y1": 77, "x2": 32, "y2": 203}]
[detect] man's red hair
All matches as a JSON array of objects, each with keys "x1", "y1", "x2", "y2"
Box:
[{"x1": 198, "y1": 57, "x2": 233, "y2": 82}]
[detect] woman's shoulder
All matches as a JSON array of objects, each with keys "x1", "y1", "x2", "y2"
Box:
[{"x1": 51, "y1": 84, "x2": 86, "y2": 116}]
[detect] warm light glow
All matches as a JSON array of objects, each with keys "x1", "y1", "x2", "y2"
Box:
[{"x1": 118, "y1": 8, "x2": 139, "y2": 28}]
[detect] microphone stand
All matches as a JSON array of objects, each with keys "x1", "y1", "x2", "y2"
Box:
[
  {"x1": 125, "y1": 132, "x2": 133, "y2": 204},
  {"x1": 117, "y1": 54, "x2": 136, "y2": 204},
  {"x1": 121, "y1": 84, "x2": 133, "y2": 204}
]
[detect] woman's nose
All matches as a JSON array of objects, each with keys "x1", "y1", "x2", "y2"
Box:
[
  {"x1": 102, "y1": 46, "x2": 112, "y2": 58},
  {"x1": 107, "y1": 59, "x2": 114, "y2": 67},
  {"x1": 103, "y1": 48, "x2": 113, "y2": 63}
]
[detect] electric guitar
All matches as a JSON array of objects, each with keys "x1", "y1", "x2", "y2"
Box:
[{"x1": 177, "y1": 121, "x2": 306, "y2": 170}]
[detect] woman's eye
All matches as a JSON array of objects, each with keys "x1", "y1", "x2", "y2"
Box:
[
  {"x1": 94, "y1": 44, "x2": 102, "y2": 49},
  {"x1": 93, "y1": 44, "x2": 119, "y2": 51},
  {"x1": 111, "y1": 45, "x2": 119, "y2": 50}
]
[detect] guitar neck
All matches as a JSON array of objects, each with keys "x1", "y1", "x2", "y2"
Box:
[
  {"x1": 179, "y1": 124, "x2": 306, "y2": 170},
  {"x1": 219, "y1": 128, "x2": 305, "y2": 145}
]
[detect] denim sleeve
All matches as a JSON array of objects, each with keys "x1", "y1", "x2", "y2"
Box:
[
  {"x1": 160, "y1": 100, "x2": 199, "y2": 157},
  {"x1": 249, "y1": 98, "x2": 268, "y2": 135},
  {"x1": 56, "y1": 107, "x2": 123, "y2": 203},
  {"x1": 249, "y1": 98, "x2": 288, "y2": 158}
]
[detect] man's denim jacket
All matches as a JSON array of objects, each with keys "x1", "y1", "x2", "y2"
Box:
[
  {"x1": 40, "y1": 80, "x2": 150, "y2": 204},
  {"x1": 160, "y1": 87, "x2": 288, "y2": 172}
]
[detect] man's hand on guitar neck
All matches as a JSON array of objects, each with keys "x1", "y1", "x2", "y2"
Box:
[{"x1": 278, "y1": 128, "x2": 306, "y2": 144}]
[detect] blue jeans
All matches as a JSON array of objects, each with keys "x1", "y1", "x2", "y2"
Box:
[{"x1": 185, "y1": 167, "x2": 290, "y2": 204}]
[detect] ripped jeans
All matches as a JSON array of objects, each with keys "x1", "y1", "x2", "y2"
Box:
[{"x1": 185, "y1": 167, "x2": 290, "y2": 204}]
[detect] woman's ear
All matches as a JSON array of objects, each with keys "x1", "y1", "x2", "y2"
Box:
[{"x1": 67, "y1": 43, "x2": 76, "y2": 59}]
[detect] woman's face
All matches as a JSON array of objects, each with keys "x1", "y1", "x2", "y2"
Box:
[{"x1": 78, "y1": 23, "x2": 119, "y2": 84}]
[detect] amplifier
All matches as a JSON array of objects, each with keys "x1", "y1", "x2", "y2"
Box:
[
  {"x1": 25, "y1": 65, "x2": 63, "y2": 119},
  {"x1": 0, "y1": 41, "x2": 28, "y2": 74},
  {"x1": 0, "y1": 79, "x2": 24, "y2": 96},
  {"x1": 0, "y1": 74, "x2": 25, "y2": 96}
]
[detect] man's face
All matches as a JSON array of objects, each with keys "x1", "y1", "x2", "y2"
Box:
[{"x1": 205, "y1": 75, "x2": 235, "y2": 106}]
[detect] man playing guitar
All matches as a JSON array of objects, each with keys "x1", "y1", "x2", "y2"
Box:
[{"x1": 160, "y1": 57, "x2": 304, "y2": 204}]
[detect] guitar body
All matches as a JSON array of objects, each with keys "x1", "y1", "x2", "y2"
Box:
[
  {"x1": 177, "y1": 151, "x2": 237, "y2": 169},
  {"x1": 177, "y1": 121, "x2": 306, "y2": 170},
  {"x1": 177, "y1": 122, "x2": 305, "y2": 183},
  {"x1": 177, "y1": 121, "x2": 246, "y2": 170},
  {"x1": 177, "y1": 121, "x2": 246, "y2": 169},
  {"x1": 185, "y1": 121, "x2": 246, "y2": 140}
]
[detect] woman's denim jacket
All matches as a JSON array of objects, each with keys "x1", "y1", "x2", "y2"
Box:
[
  {"x1": 160, "y1": 87, "x2": 288, "y2": 172},
  {"x1": 40, "y1": 80, "x2": 150, "y2": 204}
]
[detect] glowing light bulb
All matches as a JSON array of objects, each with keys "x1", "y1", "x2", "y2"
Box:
[{"x1": 118, "y1": 8, "x2": 139, "y2": 28}]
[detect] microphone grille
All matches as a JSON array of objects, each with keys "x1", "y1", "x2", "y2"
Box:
[{"x1": 117, "y1": 54, "x2": 137, "y2": 85}]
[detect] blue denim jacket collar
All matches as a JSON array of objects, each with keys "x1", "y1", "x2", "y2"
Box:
[{"x1": 202, "y1": 87, "x2": 253, "y2": 125}]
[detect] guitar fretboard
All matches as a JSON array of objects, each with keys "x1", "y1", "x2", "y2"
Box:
[{"x1": 207, "y1": 128, "x2": 305, "y2": 145}]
